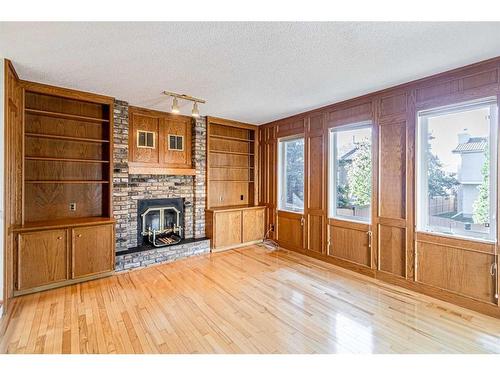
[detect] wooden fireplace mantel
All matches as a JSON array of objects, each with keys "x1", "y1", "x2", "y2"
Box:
[{"x1": 128, "y1": 164, "x2": 196, "y2": 176}]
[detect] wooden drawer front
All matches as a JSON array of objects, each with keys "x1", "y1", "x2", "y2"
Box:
[
  {"x1": 18, "y1": 229, "x2": 68, "y2": 290},
  {"x1": 214, "y1": 211, "x2": 242, "y2": 248},
  {"x1": 72, "y1": 224, "x2": 114, "y2": 279},
  {"x1": 242, "y1": 208, "x2": 265, "y2": 243}
]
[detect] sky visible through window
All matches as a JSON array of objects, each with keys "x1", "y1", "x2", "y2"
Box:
[{"x1": 427, "y1": 107, "x2": 489, "y2": 174}]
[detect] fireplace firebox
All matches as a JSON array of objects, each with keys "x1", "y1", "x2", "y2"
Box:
[{"x1": 137, "y1": 198, "x2": 186, "y2": 247}]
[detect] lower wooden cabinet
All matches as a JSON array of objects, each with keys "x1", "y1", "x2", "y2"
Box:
[
  {"x1": 14, "y1": 220, "x2": 115, "y2": 295},
  {"x1": 242, "y1": 208, "x2": 265, "y2": 243},
  {"x1": 72, "y1": 224, "x2": 115, "y2": 279},
  {"x1": 18, "y1": 229, "x2": 68, "y2": 290},
  {"x1": 206, "y1": 206, "x2": 265, "y2": 252}
]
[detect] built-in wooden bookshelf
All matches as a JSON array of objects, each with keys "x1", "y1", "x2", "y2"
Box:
[
  {"x1": 206, "y1": 117, "x2": 258, "y2": 208},
  {"x1": 4, "y1": 80, "x2": 117, "y2": 296},
  {"x1": 23, "y1": 90, "x2": 113, "y2": 223}
]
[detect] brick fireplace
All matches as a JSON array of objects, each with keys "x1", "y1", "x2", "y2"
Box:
[{"x1": 112, "y1": 100, "x2": 210, "y2": 270}]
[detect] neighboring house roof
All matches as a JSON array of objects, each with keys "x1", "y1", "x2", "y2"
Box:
[
  {"x1": 452, "y1": 137, "x2": 487, "y2": 154},
  {"x1": 340, "y1": 145, "x2": 359, "y2": 161}
]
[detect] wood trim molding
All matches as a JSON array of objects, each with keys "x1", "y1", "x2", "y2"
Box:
[
  {"x1": 20, "y1": 80, "x2": 114, "y2": 105},
  {"x1": 128, "y1": 164, "x2": 196, "y2": 176},
  {"x1": 129, "y1": 105, "x2": 192, "y2": 121},
  {"x1": 207, "y1": 116, "x2": 257, "y2": 130}
]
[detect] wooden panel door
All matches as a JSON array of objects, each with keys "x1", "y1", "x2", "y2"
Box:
[
  {"x1": 327, "y1": 219, "x2": 371, "y2": 266},
  {"x1": 130, "y1": 112, "x2": 160, "y2": 164},
  {"x1": 214, "y1": 211, "x2": 242, "y2": 249},
  {"x1": 277, "y1": 211, "x2": 304, "y2": 252},
  {"x1": 415, "y1": 233, "x2": 496, "y2": 303},
  {"x1": 242, "y1": 208, "x2": 265, "y2": 243},
  {"x1": 304, "y1": 113, "x2": 326, "y2": 254},
  {"x1": 17, "y1": 229, "x2": 68, "y2": 290},
  {"x1": 72, "y1": 224, "x2": 114, "y2": 279},
  {"x1": 163, "y1": 117, "x2": 192, "y2": 168}
]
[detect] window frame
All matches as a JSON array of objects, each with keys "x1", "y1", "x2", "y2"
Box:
[
  {"x1": 416, "y1": 97, "x2": 498, "y2": 243},
  {"x1": 137, "y1": 130, "x2": 155, "y2": 149},
  {"x1": 328, "y1": 121, "x2": 373, "y2": 224},
  {"x1": 168, "y1": 134, "x2": 184, "y2": 151},
  {"x1": 277, "y1": 135, "x2": 305, "y2": 214}
]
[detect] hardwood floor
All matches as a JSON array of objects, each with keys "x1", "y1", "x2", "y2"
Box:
[{"x1": 1, "y1": 245, "x2": 499, "y2": 354}]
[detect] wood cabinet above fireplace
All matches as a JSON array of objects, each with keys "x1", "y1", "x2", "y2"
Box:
[{"x1": 128, "y1": 106, "x2": 195, "y2": 175}]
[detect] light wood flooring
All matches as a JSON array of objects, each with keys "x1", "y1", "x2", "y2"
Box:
[{"x1": 1, "y1": 245, "x2": 500, "y2": 354}]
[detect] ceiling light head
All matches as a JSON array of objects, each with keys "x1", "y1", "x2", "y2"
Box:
[
  {"x1": 171, "y1": 97, "x2": 180, "y2": 114},
  {"x1": 191, "y1": 102, "x2": 200, "y2": 118}
]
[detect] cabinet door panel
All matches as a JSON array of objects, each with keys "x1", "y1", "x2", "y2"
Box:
[
  {"x1": 72, "y1": 224, "x2": 114, "y2": 279},
  {"x1": 215, "y1": 211, "x2": 242, "y2": 248},
  {"x1": 277, "y1": 211, "x2": 304, "y2": 251},
  {"x1": 242, "y1": 209, "x2": 265, "y2": 243},
  {"x1": 18, "y1": 229, "x2": 68, "y2": 290}
]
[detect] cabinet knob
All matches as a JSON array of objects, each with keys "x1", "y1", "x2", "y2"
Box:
[
  {"x1": 57, "y1": 236, "x2": 63, "y2": 240},
  {"x1": 77, "y1": 234, "x2": 82, "y2": 238}
]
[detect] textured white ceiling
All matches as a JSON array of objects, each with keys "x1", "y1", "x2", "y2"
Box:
[{"x1": 1, "y1": 22, "x2": 500, "y2": 124}]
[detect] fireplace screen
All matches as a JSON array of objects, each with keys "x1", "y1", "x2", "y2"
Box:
[{"x1": 138, "y1": 198, "x2": 185, "y2": 247}]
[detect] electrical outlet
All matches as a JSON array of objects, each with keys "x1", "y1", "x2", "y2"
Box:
[
  {"x1": 69, "y1": 202, "x2": 77, "y2": 211},
  {"x1": 270, "y1": 224, "x2": 275, "y2": 232},
  {"x1": 240, "y1": 195, "x2": 244, "y2": 200}
]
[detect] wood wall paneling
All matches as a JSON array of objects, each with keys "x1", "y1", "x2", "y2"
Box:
[
  {"x1": 259, "y1": 57, "x2": 500, "y2": 317},
  {"x1": 378, "y1": 120, "x2": 407, "y2": 219},
  {"x1": 378, "y1": 225, "x2": 406, "y2": 277},
  {"x1": 305, "y1": 113, "x2": 325, "y2": 254}
]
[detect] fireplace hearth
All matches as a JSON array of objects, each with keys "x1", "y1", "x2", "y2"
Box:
[{"x1": 137, "y1": 198, "x2": 187, "y2": 247}]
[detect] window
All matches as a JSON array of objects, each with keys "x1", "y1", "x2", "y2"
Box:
[
  {"x1": 168, "y1": 134, "x2": 184, "y2": 151},
  {"x1": 417, "y1": 98, "x2": 498, "y2": 242},
  {"x1": 137, "y1": 130, "x2": 155, "y2": 148},
  {"x1": 278, "y1": 137, "x2": 304, "y2": 212},
  {"x1": 329, "y1": 123, "x2": 372, "y2": 222}
]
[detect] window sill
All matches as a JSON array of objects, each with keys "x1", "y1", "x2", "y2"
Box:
[
  {"x1": 415, "y1": 230, "x2": 496, "y2": 245},
  {"x1": 277, "y1": 209, "x2": 304, "y2": 215},
  {"x1": 329, "y1": 216, "x2": 371, "y2": 225}
]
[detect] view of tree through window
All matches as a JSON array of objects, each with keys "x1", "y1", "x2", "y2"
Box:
[
  {"x1": 278, "y1": 137, "x2": 304, "y2": 212},
  {"x1": 417, "y1": 100, "x2": 497, "y2": 241},
  {"x1": 329, "y1": 124, "x2": 372, "y2": 222}
]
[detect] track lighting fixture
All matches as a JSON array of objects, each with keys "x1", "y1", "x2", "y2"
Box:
[
  {"x1": 191, "y1": 102, "x2": 200, "y2": 118},
  {"x1": 171, "y1": 97, "x2": 180, "y2": 114},
  {"x1": 163, "y1": 91, "x2": 205, "y2": 117}
]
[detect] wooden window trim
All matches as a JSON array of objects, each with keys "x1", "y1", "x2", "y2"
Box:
[
  {"x1": 168, "y1": 134, "x2": 184, "y2": 151},
  {"x1": 137, "y1": 130, "x2": 156, "y2": 149}
]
